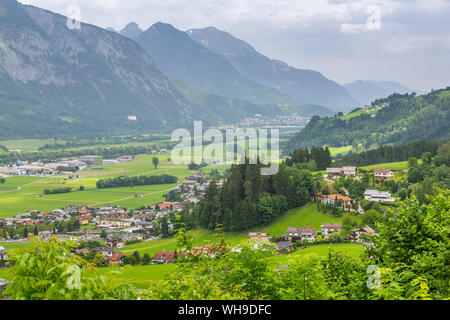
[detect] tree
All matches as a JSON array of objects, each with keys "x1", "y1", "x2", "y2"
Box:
[
  {"x1": 93, "y1": 253, "x2": 107, "y2": 267},
  {"x1": 152, "y1": 157, "x2": 159, "y2": 170},
  {"x1": 142, "y1": 253, "x2": 151, "y2": 265},
  {"x1": 33, "y1": 225, "x2": 39, "y2": 236},
  {"x1": 407, "y1": 157, "x2": 419, "y2": 169},
  {"x1": 23, "y1": 227, "x2": 29, "y2": 239},
  {"x1": 0, "y1": 178, "x2": 5, "y2": 184},
  {"x1": 100, "y1": 230, "x2": 108, "y2": 239},
  {"x1": 365, "y1": 188, "x2": 449, "y2": 299},
  {"x1": 79, "y1": 185, "x2": 85, "y2": 191}
]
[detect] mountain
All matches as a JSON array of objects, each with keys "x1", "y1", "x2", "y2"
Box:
[
  {"x1": 285, "y1": 88, "x2": 450, "y2": 152},
  {"x1": 120, "y1": 22, "x2": 143, "y2": 39},
  {"x1": 134, "y1": 22, "x2": 295, "y2": 106},
  {"x1": 344, "y1": 80, "x2": 413, "y2": 106},
  {"x1": 0, "y1": 1, "x2": 290, "y2": 139},
  {"x1": 187, "y1": 27, "x2": 359, "y2": 112}
]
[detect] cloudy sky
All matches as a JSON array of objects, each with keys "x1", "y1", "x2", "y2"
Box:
[{"x1": 20, "y1": 0, "x2": 450, "y2": 92}]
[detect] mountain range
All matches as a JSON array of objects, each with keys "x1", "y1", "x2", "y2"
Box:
[{"x1": 0, "y1": 1, "x2": 423, "y2": 139}]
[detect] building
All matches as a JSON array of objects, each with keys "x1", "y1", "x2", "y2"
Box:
[
  {"x1": 320, "y1": 194, "x2": 353, "y2": 209},
  {"x1": 248, "y1": 232, "x2": 269, "y2": 242},
  {"x1": 326, "y1": 168, "x2": 342, "y2": 179},
  {"x1": 321, "y1": 223, "x2": 342, "y2": 237},
  {"x1": 105, "y1": 239, "x2": 124, "y2": 249},
  {"x1": 342, "y1": 166, "x2": 357, "y2": 176},
  {"x1": 287, "y1": 227, "x2": 317, "y2": 242},
  {"x1": 151, "y1": 202, "x2": 177, "y2": 210},
  {"x1": 351, "y1": 226, "x2": 377, "y2": 243},
  {"x1": 364, "y1": 190, "x2": 397, "y2": 203},
  {"x1": 276, "y1": 241, "x2": 295, "y2": 254},
  {"x1": 0, "y1": 246, "x2": 8, "y2": 263},
  {"x1": 93, "y1": 247, "x2": 115, "y2": 258},
  {"x1": 152, "y1": 251, "x2": 175, "y2": 264},
  {"x1": 373, "y1": 169, "x2": 394, "y2": 180},
  {"x1": 108, "y1": 252, "x2": 124, "y2": 265}
]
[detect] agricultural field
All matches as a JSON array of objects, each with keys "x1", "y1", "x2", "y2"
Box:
[
  {"x1": 258, "y1": 203, "x2": 362, "y2": 238},
  {"x1": 0, "y1": 153, "x2": 193, "y2": 218},
  {"x1": 361, "y1": 160, "x2": 422, "y2": 171},
  {"x1": 328, "y1": 145, "x2": 353, "y2": 158},
  {"x1": 0, "y1": 139, "x2": 65, "y2": 152}
]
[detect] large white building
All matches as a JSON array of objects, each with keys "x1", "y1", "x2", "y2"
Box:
[{"x1": 364, "y1": 190, "x2": 397, "y2": 203}]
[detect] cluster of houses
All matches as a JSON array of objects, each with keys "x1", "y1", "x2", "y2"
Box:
[
  {"x1": 326, "y1": 167, "x2": 395, "y2": 181},
  {"x1": 244, "y1": 222, "x2": 377, "y2": 257},
  {"x1": 326, "y1": 166, "x2": 358, "y2": 180},
  {"x1": 0, "y1": 159, "x2": 88, "y2": 177}
]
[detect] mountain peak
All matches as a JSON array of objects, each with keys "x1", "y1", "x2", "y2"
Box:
[{"x1": 119, "y1": 22, "x2": 143, "y2": 39}]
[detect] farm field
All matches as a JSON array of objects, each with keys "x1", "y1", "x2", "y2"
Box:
[
  {"x1": 0, "y1": 139, "x2": 65, "y2": 152},
  {"x1": 0, "y1": 153, "x2": 194, "y2": 218},
  {"x1": 257, "y1": 203, "x2": 362, "y2": 238},
  {"x1": 328, "y1": 145, "x2": 353, "y2": 158},
  {"x1": 361, "y1": 160, "x2": 422, "y2": 171}
]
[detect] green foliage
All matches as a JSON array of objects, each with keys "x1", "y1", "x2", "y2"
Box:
[
  {"x1": 365, "y1": 188, "x2": 450, "y2": 299},
  {"x1": 96, "y1": 174, "x2": 177, "y2": 189},
  {"x1": 286, "y1": 89, "x2": 450, "y2": 152},
  {"x1": 3, "y1": 236, "x2": 137, "y2": 300},
  {"x1": 335, "y1": 140, "x2": 440, "y2": 167}
]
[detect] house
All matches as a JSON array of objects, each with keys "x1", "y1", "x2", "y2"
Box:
[
  {"x1": 151, "y1": 202, "x2": 177, "y2": 210},
  {"x1": 320, "y1": 194, "x2": 353, "y2": 209},
  {"x1": 152, "y1": 251, "x2": 175, "y2": 264},
  {"x1": 342, "y1": 166, "x2": 357, "y2": 176},
  {"x1": 287, "y1": 227, "x2": 317, "y2": 242},
  {"x1": 105, "y1": 239, "x2": 124, "y2": 249},
  {"x1": 373, "y1": 168, "x2": 394, "y2": 180},
  {"x1": 108, "y1": 252, "x2": 124, "y2": 265},
  {"x1": 321, "y1": 223, "x2": 342, "y2": 237},
  {"x1": 93, "y1": 247, "x2": 115, "y2": 258},
  {"x1": 248, "y1": 232, "x2": 269, "y2": 242},
  {"x1": 74, "y1": 248, "x2": 90, "y2": 256},
  {"x1": 276, "y1": 241, "x2": 295, "y2": 254},
  {"x1": 326, "y1": 167, "x2": 357, "y2": 179},
  {"x1": 0, "y1": 246, "x2": 8, "y2": 263},
  {"x1": 351, "y1": 226, "x2": 377, "y2": 243},
  {"x1": 326, "y1": 168, "x2": 342, "y2": 179},
  {"x1": 364, "y1": 190, "x2": 397, "y2": 203}
]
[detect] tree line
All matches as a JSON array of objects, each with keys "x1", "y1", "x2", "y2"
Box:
[
  {"x1": 96, "y1": 174, "x2": 178, "y2": 189},
  {"x1": 197, "y1": 159, "x2": 316, "y2": 232},
  {"x1": 335, "y1": 140, "x2": 442, "y2": 167},
  {"x1": 285, "y1": 146, "x2": 332, "y2": 170}
]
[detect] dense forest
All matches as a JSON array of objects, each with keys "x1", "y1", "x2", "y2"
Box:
[
  {"x1": 197, "y1": 160, "x2": 316, "y2": 232},
  {"x1": 335, "y1": 140, "x2": 442, "y2": 167},
  {"x1": 285, "y1": 146, "x2": 332, "y2": 170},
  {"x1": 96, "y1": 174, "x2": 178, "y2": 189},
  {"x1": 285, "y1": 88, "x2": 450, "y2": 152}
]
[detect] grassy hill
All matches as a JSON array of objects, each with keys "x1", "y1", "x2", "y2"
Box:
[{"x1": 285, "y1": 88, "x2": 450, "y2": 152}]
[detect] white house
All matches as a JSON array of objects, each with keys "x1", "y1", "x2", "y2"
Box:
[
  {"x1": 321, "y1": 223, "x2": 342, "y2": 237},
  {"x1": 373, "y1": 169, "x2": 394, "y2": 180},
  {"x1": 364, "y1": 190, "x2": 397, "y2": 203},
  {"x1": 287, "y1": 227, "x2": 317, "y2": 242}
]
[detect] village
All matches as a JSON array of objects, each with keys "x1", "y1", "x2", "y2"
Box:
[{"x1": 0, "y1": 162, "x2": 400, "y2": 268}]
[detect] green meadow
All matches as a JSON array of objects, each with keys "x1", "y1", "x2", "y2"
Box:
[{"x1": 0, "y1": 153, "x2": 193, "y2": 217}]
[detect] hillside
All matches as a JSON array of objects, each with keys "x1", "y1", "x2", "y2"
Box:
[
  {"x1": 0, "y1": 2, "x2": 290, "y2": 139},
  {"x1": 187, "y1": 26, "x2": 358, "y2": 112},
  {"x1": 135, "y1": 22, "x2": 294, "y2": 106},
  {"x1": 344, "y1": 80, "x2": 413, "y2": 106},
  {"x1": 285, "y1": 89, "x2": 450, "y2": 152}
]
